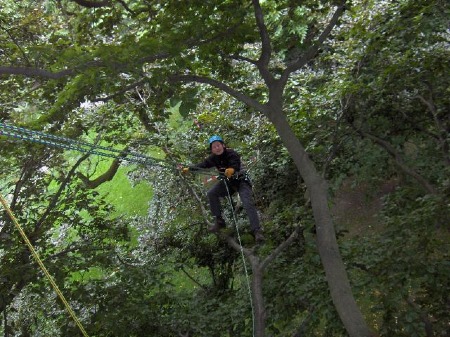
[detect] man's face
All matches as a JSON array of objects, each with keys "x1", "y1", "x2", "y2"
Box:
[{"x1": 211, "y1": 141, "x2": 225, "y2": 155}]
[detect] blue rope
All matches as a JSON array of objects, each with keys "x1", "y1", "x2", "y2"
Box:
[{"x1": 0, "y1": 122, "x2": 171, "y2": 169}]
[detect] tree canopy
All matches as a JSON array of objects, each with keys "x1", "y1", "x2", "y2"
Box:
[{"x1": 0, "y1": 0, "x2": 449, "y2": 336}]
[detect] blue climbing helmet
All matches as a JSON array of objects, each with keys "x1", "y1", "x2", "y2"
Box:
[{"x1": 208, "y1": 135, "x2": 224, "y2": 148}]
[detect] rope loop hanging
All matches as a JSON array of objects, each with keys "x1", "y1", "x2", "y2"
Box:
[{"x1": 0, "y1": 192, "x2": 90, "y2": 337}]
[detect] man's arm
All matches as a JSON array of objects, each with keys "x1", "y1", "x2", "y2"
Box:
[
  {"x1": 226, "y1": 150, "x2": 241, "y2": 171},
  {"x1": 191, "y1": 155, "x2": 215, "y2": 170}
]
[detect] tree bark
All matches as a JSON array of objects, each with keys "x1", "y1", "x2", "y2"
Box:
[
  {"x1": 77, "y1": 157, "x2": 121, "y2": 188},
  {"x1": 266, "y1": 107, "x2": 375, "y2": 337},
  {"x1": 251, "y1": 263, "x2": 265, "y2": 337},
  {"x1": 223, "y1": 228, "x2": 302, "y2": 337}
]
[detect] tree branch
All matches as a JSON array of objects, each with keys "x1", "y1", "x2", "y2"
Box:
[
  {"x1": 406, "y1": 297, "x2": 434, "y2": 337},
  {"x1": 179, "y1": 174, "x2": 212, "y2": 225},
  {"x1": 70, "y1": 0, "x2": 110, "y2": 8},
  {"x1": 261, "y1": 226, "x2": 302, "y2": 270},
  {"x1": 281, "y1": 3, "x2": 346, "y2": 81},
  {"x1": 0, "y1": 22, "x2": 31, "y2": 66},
  {"x1": 93, "y1": 78, "x2": 146, "y2": 102},
  {"x1": 221, "y1": 233, "x2": 256, "y2": 259},
  {"x1": 34, "y1": 153, "x2": 90, "y2": 232},
  {"x1": 169, "y1": 74, "x2": 269, "y2": 114},
  {"x1": 77, "y1": 157, "x2": 121, "y2": 188},
  {"x1": 322, "y1": 96, "x2": 353, "y2": 177},
  {"x1": 228, "y1": 53, "x2": 258, "y2": 66},
  {"x1": 359, "y1": 130, "x2": 438, "y2": 195},
  {"x1": 251, "y1": 0, "x2": 274, "y2": 85},
  {"x1": 0, "y1": 51, "x2": 167, "y2": 80},
  {"x1": 180, "y1": 266, "x2": 208, "y2": 290},
  {"x1": 416, "y1": 93, "x2": 450, "y2": 166},
  {"x1": 0, "y1": 66, "x2": 74, "y2": 79}
]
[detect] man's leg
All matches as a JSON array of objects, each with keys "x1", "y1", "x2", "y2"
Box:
[
  {"x1": 207, "y1": 182, "x2": 228, "y2": 232},
  {"x1": 238, "y1": 182, "x2": 263, "y2": 237}
]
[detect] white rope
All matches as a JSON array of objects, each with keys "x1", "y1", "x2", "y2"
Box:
[{"x1": 223, "y1": 180, "x2": 255, "y2": 337}]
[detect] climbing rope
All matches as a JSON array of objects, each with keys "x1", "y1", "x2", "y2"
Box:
[
  {"x1": 221, "y1": 176, "x2": 255, "y2": 337},
  {"x1": 0, "y1": 192, "x2": 90, "y2": 337},
  {"x1": 0, "y1": 122, "x2": 171, "y2": 169}
]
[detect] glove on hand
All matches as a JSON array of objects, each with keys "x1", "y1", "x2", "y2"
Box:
[
  {"x1": 182, "y1": 167, "x2": 190, "y2": 174},
  {"x1": 224, "y1": 168, "x2": 235, "y2": 178}
]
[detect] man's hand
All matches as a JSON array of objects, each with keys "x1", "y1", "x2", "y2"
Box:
[
  {"x1": 182, "y1": 167, "x2": 190, "y2": 174},
  {"x1": 224, "y1": 168, "x2": 235, "y2": 178}
]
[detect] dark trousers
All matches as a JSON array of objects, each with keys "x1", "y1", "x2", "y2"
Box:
[{"x1": 207, "y1": 180, "x2": 261, "y2": 232}]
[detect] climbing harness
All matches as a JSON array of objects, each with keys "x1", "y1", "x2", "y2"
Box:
[
  {"x1": 188, "y1": 164, "x2": 254, "y2": 187},
  {"x1": 0, "y1": 122, "x2": 172, "y2": 169},
  {"x1": 0, "y1": 192, "x2": 90, "y2": 337}
]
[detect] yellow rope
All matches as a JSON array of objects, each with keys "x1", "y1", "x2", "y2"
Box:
[{"x1": 0, "y1": 192, "x2": 89, "y2": 337}]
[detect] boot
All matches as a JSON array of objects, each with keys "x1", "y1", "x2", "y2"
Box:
[
  {"x1": 253, "y1": 229, "x2": 265, "y2": 243},
  {"x1": 208, "y1": 217, "x2": 226, "y2": 233}
]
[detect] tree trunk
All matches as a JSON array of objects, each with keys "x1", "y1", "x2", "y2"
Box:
[
  {"x1": 223, "y1": 229, "x2": 301, "y2": 337},
  {"x1": 266, "y1": 109, "x2": 375, "y2": 337},
  {"x1": 251, "y1": 261, "x2": 265, "y2": 337}
]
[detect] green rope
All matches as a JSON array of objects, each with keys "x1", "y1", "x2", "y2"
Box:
[
  {"x1": 0, "y1": 122, "x2": 171, "y2": 169},
  {"x1": 222, "y1": 178, "x2": 255, "y2": 337}
]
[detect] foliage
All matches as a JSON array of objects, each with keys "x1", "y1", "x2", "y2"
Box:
[
  {"x1": 1, "y1": 0, "x2": 449, "y2": 336},
  {"x1": 341, "y1": 189, "x2": 450, "y2": 336}
]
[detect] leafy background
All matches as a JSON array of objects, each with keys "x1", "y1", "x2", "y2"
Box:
[{"x1": 0, "y1": 0, "x2": 449, "y2": 336}]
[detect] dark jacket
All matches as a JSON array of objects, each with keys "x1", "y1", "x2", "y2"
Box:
[{"x1": 194, "y1": 148, "x2": 241, "y2": 173}]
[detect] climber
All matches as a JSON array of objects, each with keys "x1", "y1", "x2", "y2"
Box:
[{"x1": 183, "y1": 135, "x2": 265, "y2": 243}]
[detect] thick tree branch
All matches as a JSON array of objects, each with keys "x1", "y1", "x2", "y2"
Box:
[
  {"x1": 73, "y1": 0, "x2": 134, "y2": 14},
  {"x1": 252, "y1": 0, "x2": 274, "y2": 85},
  {"x1": 77, "y1": 157, "x2": 121, "y2": 189},
  {"x1": 169, "y1": 74, "x2": 269, "y2": 114},
  {"x1": 222, "y1": 233, "x2": 255, "y2": 259},
  {"x1": 70, "y1": 0, "x2": 110, "y2": 8},
  {"x1": 0, "y1": 66, "x2": 74, "y2": 79},
  {"x1": 220, "y1": 226, "x2": 303, "y2": 272}
]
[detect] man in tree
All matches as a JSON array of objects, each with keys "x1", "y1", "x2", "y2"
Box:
[{"x1": 183, "y1": 135, "x2": 265, "y2": 242}]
